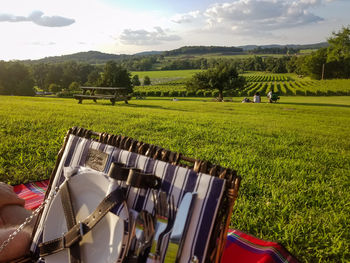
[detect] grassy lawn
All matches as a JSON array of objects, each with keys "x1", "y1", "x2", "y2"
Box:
[{"x1": 0, "y1": 95, "x2": 349, "y2": 262}]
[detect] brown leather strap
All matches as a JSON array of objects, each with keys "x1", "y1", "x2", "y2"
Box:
[
  {"x1": 108, "y1": 163, "x2": 161, "y2": 189},
  {"x1": 39, "y1": 187, "x2": 125, "y2": 257},
  {"x1": 107, "y1": 162, "x2": 130, "y2": 181},
  {"x1": 60, "y1": 182, "x2": 81, "y2": 263},
  {"x1": 126, "y1": 169, "x2": 161, "y2": 189}
]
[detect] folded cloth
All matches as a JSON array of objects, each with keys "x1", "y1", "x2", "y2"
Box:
[
  {"x1": 222, "y1": 229, "x2": 299, "y2": 263},
  {"x1": 14, "y1": 180, "x2": 299, "y2": 263},
  {"x1": 13, "y1": 180, "x2": 49, "y2": 210}
]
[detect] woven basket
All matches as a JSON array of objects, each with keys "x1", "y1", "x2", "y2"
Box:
[{"x1": 31, "y1": 127, "x2": 241, "y2": 263}]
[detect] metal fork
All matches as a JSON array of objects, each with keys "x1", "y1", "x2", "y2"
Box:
[
  {"x1": 148, "y1": 191, "x2": 175, "y2": 259},
  {"x1": 127, "y1": 210, "x2": 155, "y2": 262}
]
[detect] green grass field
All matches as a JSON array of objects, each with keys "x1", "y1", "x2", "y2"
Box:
[{"x1": 0, "y1": 95, "x2": 349, "y2": 262}]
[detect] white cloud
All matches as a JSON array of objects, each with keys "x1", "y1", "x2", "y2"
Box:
[
  {"x1": 203, "y1": 0, "x2": 324, "y2": 32},
  {"x1": 170, "y1": 0, "x2": 335, "y2": 35},
  {"x1": 0, "y1": 10, "x2": 75, "y2": 27},
  {"x1": 171, "y1": 11, "x2": 201, "y2": 24},
  {"x1": 120, "y1": 27, "x2": 181, "y2": 45}
]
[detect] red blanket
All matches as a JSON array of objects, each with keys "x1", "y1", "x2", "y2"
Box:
[{"x1": 14, "y1": 180, "x2": 298, "y2": 263}]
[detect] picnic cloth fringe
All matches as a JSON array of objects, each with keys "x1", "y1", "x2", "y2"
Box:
[{"x1": 14, "y1": 180, "x2": 299, "y2": 263}]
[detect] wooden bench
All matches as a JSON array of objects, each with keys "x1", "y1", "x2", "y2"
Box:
[{"x1": 74, "y1": 87, "x2": 131, "y2": 105}]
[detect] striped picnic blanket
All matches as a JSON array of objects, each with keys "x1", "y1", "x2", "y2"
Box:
[
  {"x1": 14, "y1": 180, "x2": 299, "y2": 263},
  {"x1": 14, "y1": 180, "x2": 49, "y2": 210}
]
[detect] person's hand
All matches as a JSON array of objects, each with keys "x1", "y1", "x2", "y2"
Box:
[{"x1": 0, "y1": 182, "x2": 25, "y2": 209}]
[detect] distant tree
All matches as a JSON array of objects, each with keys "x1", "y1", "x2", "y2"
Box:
[
  {"x1": 143, "y1": 76, "x2": 151, "y2": 86},
  {"x1": 132, "y1": 75, "x2": 141, "y2": 86},
  {"x1": 32, "y1": 63, "x2": 49, "y2": 91},
  {"x1": 0, "y1": 62, "x2": 7, "y2": 94},
  {"x1": 45, "y1": 64, "x2": 63, "y2": 88},
  {"x1": 100, "y1": 61, "x2": 132, "y2": 93},
  {"x1": 326, "y1": 26, "x2": 350, "y2": 78},
  {"x1": 69, "y1": 81, "x2": 80, "y2": 91},
  {"x1": 61, "y1": 61, "x2": 79, "y2": 90},
  {"x1": 0, "y1": 62, "x2": 34, "y2": 96},
  {"x1": 86, "y1": 70, "x2": 101, "y2": 86},
  {"x1": 77, "y1": 63, "x2": 96, "y2": 84},
  {"x1": 327, "y1": 26, "x2": 350, "y2": 63},
  {"x1": 49, "y1": 83, "x2": 61, "y2": 93},
  {"x1": 303, "y1": 48, "x2": 327, "y2": 79},
  {"x1": 287, "y1": 56, "x2": 307, "y2": 75},
  {"x1": 300, "y1": 26, "x2": 350, "y2": 79},
  {"x1": 186, "y1": 62, "x2": 245, "y2": 101}
]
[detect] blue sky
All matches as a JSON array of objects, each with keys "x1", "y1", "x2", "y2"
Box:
[{"x1": 0, "y1": 0, "x2": 349, "y2": 60}]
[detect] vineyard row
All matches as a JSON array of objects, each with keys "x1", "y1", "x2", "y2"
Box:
[{"x1": 132, "y1": 80, "x2": 350, "y2": 97}]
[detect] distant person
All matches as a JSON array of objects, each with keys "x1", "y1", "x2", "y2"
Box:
[
  {"x1": 267, "y1": 90, "x2": 273, "y2": 103},
  {"x1": 172, "y1": 98, "x2": 178, "y2": 101},
  {"x1": 241, "y1": 97, "x2": 251, "y2": 103},
  {"x1": 0, "y1": 182, "x2": 34, "y2": 262},
  {"x1": 267, "y1": 89, "x2": 280, "y2": 103},
  {"x1": 253, "y1": 92, "x2": 261, "y2": 103}
]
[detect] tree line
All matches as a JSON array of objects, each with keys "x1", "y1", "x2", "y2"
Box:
[
  {"x1": 0, "y1": 26, "x2": 348, "y2": 96},
  {"x1": 0, "y1": 60, "x2": 132, "y2": 96}
]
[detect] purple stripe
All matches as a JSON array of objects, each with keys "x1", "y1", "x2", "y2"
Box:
[
  {"x1": 160, "y1": 168, "x2": 195, "y2": 261},
  {"x1": 102, "y1": 145, "x2": 115, "y2": 174},
  {"x1": 228, "y1": 235, "x2": 286, "y2": 263},
  {"x1": 130, "y1": 154, "x2": 142, "y2": 209},
  {"x1": 111, "y1": 149, "x2": 122, "y2": 163},
  {"x1": 126, "y1": 152, "x2": 138, "y2": 167},
  {"x1": 98, "y1": 141, "x2": 105, "y2": 151},
  {"x1": 184, "y1": 170, "x2": 197, "y2": 192},
  {"x1": 64, "y1": 136, "x2": 79, "y2": 167},
  {"x1": 161, "y1": 164, "x2": 177, "y2": 193},
  {"x1": 78, "y1": 140, "x2": 92, "y2": 166},
  {"x1": 134, "y1": 159, "x2": 156, "y2": 211},
  {"x1": 25, "y1": 184, "x2": 45, "y2": 195},
  {"x1": 180, "y1": 170, "x2": 197, "y2": 203},
  {"x1": 194, "y1": 177, "x2": 225, "y2": 262},
  {"x1": 145, "y1": 159, "x2": 156, "y2": 173},
  {"x1": 104, "y1": 148, "x2": 122, "y2": 181},
  {"x1": 76, "y1": 139, "x2": 88, "y2": 167}
]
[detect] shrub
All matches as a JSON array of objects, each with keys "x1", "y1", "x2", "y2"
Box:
[
  {"x1": 49, "y1": 83, "x2": 61, "y2": 93},
  {"x1": 296, "y1": 90, "x2": 306, "y2": 96},
  {"x1": 154, "y1": 91, "x2": 161, "y2": 97},
  {"x1": 147, "y1": 91, "x2": 155, "y2": 96},
  {"x1": 161, "y1": 91, "x2": 169, "y2": 97},
  {"x1": 306, "y1": 90, "x2": 316, "y2": 96},
  {"x1": 212, "y1": 90, "x2": 219, "y2": 97},
  {"x1": 247, "y1": 89, "x2": 255, "y2": 96},
  {"x1": 143, "y1": 76, "x2": 151, "y2": 86},
  {"x1": 204, "y1": 91, "x2": 212, "y2": 97},
  {"x1": 186, "y1": 91, "x2": 195, "y2": 97},
  {"x1": 196, "y1": 90, "x2": 204, "y2": 97},
  {"x1": 225, "y1": 90, "x2": 235, "y2": 96},
  {"x1": 68, "y1": 81, "x2": 80, "y2": 91},
  {"x1": 316, "y1": 90, "x2": 326, "y2": 96},
  {"x1": 57, "y1": 90, "x2": 76, "y2": 98},
  {"x1": 169, "y1": 90, "x2": 179, "y2": 97},
  {"x1": 223, "y1": 90, "x2": 232, "y2": 97}
]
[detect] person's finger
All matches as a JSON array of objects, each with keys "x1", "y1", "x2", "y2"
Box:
[
  {"x1": 9, "y1": 194, "x2": 25, "y2": 207},
  {"x1": 0, "y1": 227, "x2": 31, "y2": 262},
  {"x1": 0, "y1": 191, "x2": 25, "y2": 207}
]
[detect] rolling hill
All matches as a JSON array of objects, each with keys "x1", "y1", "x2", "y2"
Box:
[{"x1": 22, "y1": 42, "x2": 327, "y2": 64}]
